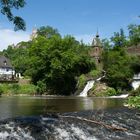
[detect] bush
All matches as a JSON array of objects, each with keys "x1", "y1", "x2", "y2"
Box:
[
  {"x1": 36, "y1": 81, "x2": 46, "y2": 94},
  {"x1": 127, "y1": 96, "x2": 140, "y2": 108},
  {"x1": 77, "y1": 74, "x2": 86, "y2": 89},
  {"x1": 89, "y1": 69, "x2": 101, "y2": 78},
  {"x1": 19, "y1": 84, "x2": 37, "y2": 95},
  {"x1": 0, "y1": 83, "x2": 37, "y2": 95},
  {"x1": 130, "y1": 86, "x2": 140, "y2": 96},
  {"x1": 11, "y1": 84, "x2": 20, "y2": 94},
  {"x1": 0, "y1": 85, "x2": 4, "y2": 94},
  {"x1": 106, "y1": 87, "x2": 117, "y2": 96}
]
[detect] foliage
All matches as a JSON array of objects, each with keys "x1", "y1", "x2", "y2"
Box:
[
  {"x1": 0, "y1": 83, "x2": 36, "y2": 95},
  {"x1": 3, "y1": 44, "x2": 30, "y2": 75},
  {"x1": 88, "y1": 69, "x2": 101, "y2": 78},
  {"x1": 89, "y1": 83, "x2": 117, "y2": 97},
  {"x1": 37, "y1": 26, "x2": 61, "y2": 38},
  {"x1": 0, "y1": 0, "x2": 26, "y2": 30},
  {"x1": 127, "y1": 96, "x2": 140, "y2": 108},
  {"x1": 36, "y1": 81, "x2": 46, "y2": 94},
  {"x1": 19, "y1": 84, "x2": 36, "y2": 95},
  {"x1": 102, "y1": 48, "x2": 136, "y2": 91},
  {"x1": 111, "y1": 28, "x2": 128, "y2": 49},
  {"x1": 105, "y1": 87, "x2": 117, "y2": 96},
  {"x1": 130, "y1": 86, "x2": 140, "y2": 96},
  {"x1": 28, "y1": 34, "x2": 94, "y2": 95},
  {"x1": 128, "y1": 24, "x2": 140, "y2": 46},
  {"x1": 77, "y1": 74, "x2": 86, "y2": 90}
]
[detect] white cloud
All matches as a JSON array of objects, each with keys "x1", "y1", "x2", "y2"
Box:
[
  {"x1": 74, "y1": 34, "x2": 93, "y2": 45},
  {"x1": 0, "y1": 28, "x2": 30, "y2": 51}
]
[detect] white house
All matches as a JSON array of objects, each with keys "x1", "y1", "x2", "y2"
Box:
[{"x1": 0, "y1": 56, "x2": 15, "y2": 80}]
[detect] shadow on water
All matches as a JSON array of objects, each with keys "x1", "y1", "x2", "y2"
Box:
[{"x1": 0, "y1": 96, "x2": 125, "y2": 119}]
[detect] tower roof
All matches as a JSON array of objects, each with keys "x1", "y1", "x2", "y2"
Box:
[{"x1": 91, "y1": 32, "x2": 102, "y2": 47}]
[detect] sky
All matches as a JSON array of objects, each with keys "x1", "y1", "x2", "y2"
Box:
[{"x1": 0, "y1": 0, "x2": 140, "y2": 50}]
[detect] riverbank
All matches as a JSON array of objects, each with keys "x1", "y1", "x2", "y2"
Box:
[{"x1": 0, "y1": 83, "x2": 37, "y2": 96}]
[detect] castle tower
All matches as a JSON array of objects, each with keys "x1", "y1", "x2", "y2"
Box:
[{"x1": 30, "y1": 26, "x2": 38, "y2": 40}]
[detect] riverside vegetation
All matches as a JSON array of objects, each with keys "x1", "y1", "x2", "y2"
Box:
[{"x1": 0, "y1": 25, "x2": 140, "y2": 108}]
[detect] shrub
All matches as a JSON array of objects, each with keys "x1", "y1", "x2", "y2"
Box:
[
  {"x1": 19, "y1": 84, "x2": 37, "y2": 95},
  {"x1": 89, "y1": 69, "x2": 101, "y2": 78},
  {"x1": 77, "y1": 74, "x2": 86, "y2": 89},
  {"x1": 127, "y1": 96, "x2": 140, "y2": 108},
  {"x1": 106, "y1": 87, "x2": 117, "y2": 96},
  {"x1": 36, "y1": 81, "x2": 46, "y2": 94}
]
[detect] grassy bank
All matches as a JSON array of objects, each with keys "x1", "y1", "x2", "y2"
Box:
[
  {"x1": 126, "y1": 87, "x2": 140, "y2": 108},
  {"x1": 0, "y1": 83, "x2": 37, "y2": 95}
]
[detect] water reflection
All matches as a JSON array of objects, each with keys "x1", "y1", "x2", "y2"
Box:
[{"x1": 0, "y1": 96, "x2": 125, "y2": 120}]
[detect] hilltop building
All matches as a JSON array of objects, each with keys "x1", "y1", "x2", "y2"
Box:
[{"x1": 30, "y1": 27, "x2": 38, "y2": 40}]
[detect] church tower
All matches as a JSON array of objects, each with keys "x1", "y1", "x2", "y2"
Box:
[{"x1": 90, "y1": 32, "x2": 103, "y2": 65}]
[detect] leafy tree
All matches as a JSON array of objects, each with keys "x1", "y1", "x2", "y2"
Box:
[
  {"x1": 37, "y1": 26, "x2": 61, "y2": 38},
  {"x1": 128, "y1": 24, "x2": 140, "y2": 46},
  {"x1": 3, "y1": 43, "x2": 30, "y2": 75},
  {"x1": 28, "y1": 34, "x2": 94, "y2": 95},
  {"x1": 111, "y1": 28, "x2": 127, "y2": 49},
  {"x1": 102, "y1": 48, "x2": 136, "y2": 91},
  {"x1": 0, "y1": 0, "x2": 26, "y2": 30}
]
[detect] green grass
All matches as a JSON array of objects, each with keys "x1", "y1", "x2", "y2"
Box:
[
  {"x1": 0, "y1": 83, "x2": 37, "y2": 95},
  {"x1": 127, "y1": 96, "x2": 140, "y2": 108}
]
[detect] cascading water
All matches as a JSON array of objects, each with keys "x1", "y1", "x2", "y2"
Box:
[
  {"x1": 132, "y1": 73, "x2": 140, "y2": 90},
  {"x1": 0, "y1": 108, "x2": 140, "y2": 140},
  {"x1": 79, "y1": 80, "x2": 95, "y2": 97},
  {"x1": 79, "y1": 75, "x2": 105, "y2": 97}
]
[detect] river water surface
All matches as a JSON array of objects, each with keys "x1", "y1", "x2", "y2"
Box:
[
  {"x1": 0, "y1": 96, "x2": 140, "y2": 140},
  {"x1": 0, "y1": 96, "x2": 124, "y2": 120}
]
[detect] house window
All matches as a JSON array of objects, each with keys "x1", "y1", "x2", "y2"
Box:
[{"x1": 6, "y1": 69, "x2": 9, "y2": 72}]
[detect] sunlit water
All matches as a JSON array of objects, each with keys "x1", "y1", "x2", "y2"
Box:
[{"x1": 0, "y1": 96, "x2": 139, "y2": 140}]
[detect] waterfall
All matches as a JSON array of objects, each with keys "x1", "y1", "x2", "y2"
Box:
[
  {"x1": 79, "y1": 75, "x2": 105, "y2": 97},
  {"x1": 132, "y1": 73, "x2": 140, "y2": 90},
  {"x1": 79, "y1": 80, "x2": 95, "y2": 97}
]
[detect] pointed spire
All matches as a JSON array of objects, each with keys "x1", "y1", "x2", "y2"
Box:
[{"x1": 96, "y1": 28, "x2": 99, "y2": 38}]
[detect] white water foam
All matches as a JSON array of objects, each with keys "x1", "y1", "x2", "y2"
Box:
[
  {"x1": 71, "y1": 125, "x2": 97, "y2": 140},
  {"x1": 54, "y1": 124, "x2": 98, "y2": 140},
  {"x1": 132, "y1": 81, "x2": 140, "y2": 90},
  {"x1": 132, "y1": 73, "x2": 140, "y2": 90},
  {"x1": 110, "y1": 94, "x2": 129, "y2": 98},
  {"x1": 0, "y1": 123, "x2": 35, "y2": 140},
  {"x1": 79, "y1": 75, "x2": 105, "y2": 97},
  {"x1": 79, "y1": 80, "x2": 95, "y2": 97}
]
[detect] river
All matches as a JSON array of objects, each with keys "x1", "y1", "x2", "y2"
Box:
[{"x1": 0, "y1": 96, "x2": 140, "y2": 140}]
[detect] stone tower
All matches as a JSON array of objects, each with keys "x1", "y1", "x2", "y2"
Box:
[{"x1": 90, "y1": 32, "x2": 103, "y2": 65}]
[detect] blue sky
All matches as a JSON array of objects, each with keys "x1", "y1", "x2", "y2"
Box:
[{"x1": 0, "y1": 0, "x2": 140, "y2": 50}]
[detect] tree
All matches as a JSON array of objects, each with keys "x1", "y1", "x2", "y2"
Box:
[
  {"x1": 0, "y1": 0, "x2": 26, "y2": 30},
  {"x1": 102, "y1": 48, "x2": 136, "y2": 91},
  {"x1": 128, "y1": 24, "x2": 140, "y2": 45},
  {"x1": 28, "y1": 34, "x2": 94, "y2": 95},
  {"x1": 37, "y1": 26, "x2": 61, "y2": 38},
  {"x1": 3, "y1": 43, "x2": 30, "y2": 75},
  {"x1": 111, "y1": 28, "x2": 127, "y2": 49}
]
